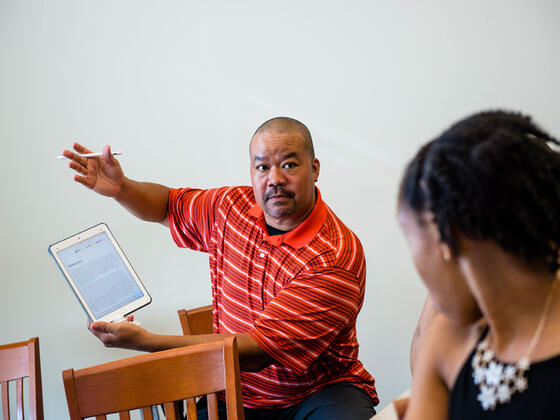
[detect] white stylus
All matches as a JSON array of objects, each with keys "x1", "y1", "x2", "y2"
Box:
[{"x1": 54, "y1": 151, "x2": 123, "y2": 160}]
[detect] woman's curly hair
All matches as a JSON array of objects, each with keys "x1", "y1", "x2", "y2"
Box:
[{"x1": 399, "y1": 110, "x2": 560, "y2": 274}]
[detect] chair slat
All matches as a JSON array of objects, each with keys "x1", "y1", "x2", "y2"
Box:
[
  {"x1": 207, "y1": 393, "x2": 218, "y2": 420},
  {"x1": 142, "y1": 406, "x2": 154, "y2": 420},
  {"x1": 16, "y1": 377, "x2": 23, "y2": 420},
  {"x1": 163, "y1": 402, "x2": 179, "y2": 420},
  {"x1": 95, "y1": 415, "x2": 107, "y2": 420},
  {"x1": 118, "y1": 411, "x2": 131, "y2": 420},
  {"x1": 2, "y1": 381, "x2": 10, "y2": 419},
  {"x1": 186, "y1": 397, "x2": 197, "y2": 420}
]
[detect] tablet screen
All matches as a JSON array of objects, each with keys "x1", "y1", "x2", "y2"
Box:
[
  {"x1": 55, "y1": 230, "x2": 146, "y2": 320},
  {"x1": 50, "y1": 223, "x2": 151, "y2": 322}
]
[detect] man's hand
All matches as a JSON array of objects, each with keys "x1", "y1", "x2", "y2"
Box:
[
  {"x1": 63, "y1": 142, "x2": 125, "y2": 198},
  {"x1": 88, "y1": 316, "x2": 150, "y2": 351},
  {"x1": 64, "y1": 142, "x2": 170, "y2": 224}
]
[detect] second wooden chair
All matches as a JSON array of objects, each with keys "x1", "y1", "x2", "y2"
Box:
[
  {"x1": 0, "y1": 337, "x2": 44, "y2": 420},
  {"x1": 62, "y1": 336, "x2": 244, "y2": 420},
  {"x1": 178, "y1": 304, "x2": 213, "y2": 335}
]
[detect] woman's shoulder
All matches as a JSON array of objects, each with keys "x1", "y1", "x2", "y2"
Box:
[{"x1": 404, "y1": 315, "x2": 486, "y2": 420}]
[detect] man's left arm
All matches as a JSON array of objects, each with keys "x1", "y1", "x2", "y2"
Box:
[
  {"x1": 89, "y1": 318, "x2": 275, "y2": 372},
  {"x1": 90, "y1": 266, "x2": 361, "y2": 374}
]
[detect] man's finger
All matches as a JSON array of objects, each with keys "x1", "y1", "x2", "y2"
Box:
[
  {"x1": 72, "y1": 142, "x2": 93, "y2": 154},
  {"x1": 74, "y1": 174, "x2": 93, "y2": 188},
  {"x1": 102, "y1": 144, "x2": 113, "y2": 161},
  {"x1": 62, "y1": 149, "x2": 88, "y2": 166},
  {"x1": 90, "y1": 321, "x2": 114, "y2": 334},
  {"x1": 68, "y1": 161, "x2": 87, "y2": 175}
]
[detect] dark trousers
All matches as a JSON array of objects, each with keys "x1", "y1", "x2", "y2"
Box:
[{"x1": 196, "y1": 383, "x2": 376, "y2": 420}]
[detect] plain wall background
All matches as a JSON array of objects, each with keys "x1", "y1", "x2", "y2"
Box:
[{"x1": 1, "y1": 0, "x2": 559, "y2": 417}]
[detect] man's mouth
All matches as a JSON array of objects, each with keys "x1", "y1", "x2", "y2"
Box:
[{"x1": 265, "y1": 190, "x2": 294, "y2": 201}]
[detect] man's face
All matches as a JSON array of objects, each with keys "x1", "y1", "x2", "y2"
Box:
[{"x1": 250, "y1": 130, "x2": 320, "y2": 231}]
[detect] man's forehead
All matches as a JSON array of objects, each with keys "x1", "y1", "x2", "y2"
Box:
[{"x1": 250, "y1": 130, "x2": 307, "y2": 157}]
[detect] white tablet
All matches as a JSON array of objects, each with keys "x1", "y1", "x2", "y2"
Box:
[{"x1": 49, "y1": 223, "x2": 151, "y2": 322}]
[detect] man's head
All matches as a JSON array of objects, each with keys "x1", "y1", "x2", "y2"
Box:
[{"x1": 250, "y1": 117, "x2": 320, "y2": 231}]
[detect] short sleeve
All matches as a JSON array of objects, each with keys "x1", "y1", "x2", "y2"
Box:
[
  {"x1": 167, "y1": 187, "x2": 228, "y2": 252},
  {"x1": 247, "y1": 267, "x2": 362, "y2": 375}
]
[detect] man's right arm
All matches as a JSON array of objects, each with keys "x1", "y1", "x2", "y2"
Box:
[
  {"x1": 115, "y1": 178, "x2": 170, "y2": 226},
  {"x1": 64, "y1": 142, "x2": 170, "y2": 225}
]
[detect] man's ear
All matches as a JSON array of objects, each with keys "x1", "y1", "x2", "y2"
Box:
[{"x1": 313, "y1": 158, "x2": 320, "y2": 182}]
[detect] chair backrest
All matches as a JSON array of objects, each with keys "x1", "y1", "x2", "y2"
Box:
[
  {"x1": 0, "y1": 337, "x2": 44, "y2": 420},
  {"x1": 62, "y1": 336, "x2": 244, "y2": 420},
  {"x1": 177, "y1": 304, "x2": 213, "y2": 335}
]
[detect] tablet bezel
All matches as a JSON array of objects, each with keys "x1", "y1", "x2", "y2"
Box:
[{"x1": 49, "y1": 223, "x2": 151, "y2": 322}]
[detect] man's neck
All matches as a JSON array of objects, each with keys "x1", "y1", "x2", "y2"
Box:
[{"x1": 266, "y1": 224, "x2": 289, "y2": 236}]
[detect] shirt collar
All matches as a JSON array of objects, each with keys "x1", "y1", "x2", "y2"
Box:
[{"x1": 247, "y1": 188, "x2": 327, "y2": 249}]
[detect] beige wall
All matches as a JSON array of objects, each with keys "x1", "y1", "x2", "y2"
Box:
[{"x1": 1, "y1": 0, "x2": 559, "y2": 417}]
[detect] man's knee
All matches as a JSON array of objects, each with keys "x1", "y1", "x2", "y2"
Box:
[{"x1": 293, "y1": 383, "x2": 376, "y2": 420}]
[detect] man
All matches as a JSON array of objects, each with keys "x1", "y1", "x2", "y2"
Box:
[{"x1": 64, "y1": 117, "x2": 378, "y2": 419}]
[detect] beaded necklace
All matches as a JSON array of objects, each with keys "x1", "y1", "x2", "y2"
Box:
[{"x1": 471, "y1": 279, "x2": 558, "y2": 411}]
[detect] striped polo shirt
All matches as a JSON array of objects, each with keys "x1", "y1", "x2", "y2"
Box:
[{"x1": 167, "y1": 185, "x2": 378, "y2": 409}]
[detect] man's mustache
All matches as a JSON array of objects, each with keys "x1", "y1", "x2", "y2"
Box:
[{"x1": 265, "y1": 188, "x2": 295, "y2": 201}]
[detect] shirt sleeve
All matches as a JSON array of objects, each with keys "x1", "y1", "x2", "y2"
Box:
[
  {"x1": 247, "y1": 267, "x2": 363, "y2": 375},
  {"x1": 167, "y1": 187, "x2": 229, "y2": 253}
]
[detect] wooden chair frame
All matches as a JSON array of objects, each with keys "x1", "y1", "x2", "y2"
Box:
[
  {"x1": 177, "y1": 304, "x2": 213, "y2": 336},
  {"x1": 62, "y1": 336, "x2": 244, "y2": 420},
  {"x1": 0, "y1": 337, "x2": 44, "y2": 420}
]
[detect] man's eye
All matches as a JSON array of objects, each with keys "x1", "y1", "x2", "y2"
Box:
[
  {"x1": 283, "y1": 162, "x2": 297, "y2": 169},
  {"x1": 256, "y1": 165, "x2": 269, "y2": 171}
]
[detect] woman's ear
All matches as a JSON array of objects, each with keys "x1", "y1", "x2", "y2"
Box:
[
  {"x1": 422, "y1": 212, "x2": 453, "y2": 261},
  {"x1": 440, "y1": 243, "x2": 452, "y2": 261}
]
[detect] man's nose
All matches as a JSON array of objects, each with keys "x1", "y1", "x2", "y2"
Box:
[{"x1": 268, "y1": 166, "x2": 286, "y2": 186}]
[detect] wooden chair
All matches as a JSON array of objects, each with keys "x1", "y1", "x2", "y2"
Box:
[
  {"x1": 178, "y1": 304, "x2": 213, "y2": 335},
  {"x1": 0, "y1": 337, "x2": 44, "y2": 420},
  {"x1": 62, "y1": 336, "x2": 244, "y2": 420}
]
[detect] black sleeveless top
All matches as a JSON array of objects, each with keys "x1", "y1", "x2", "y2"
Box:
[{"x1": 449, "y1": 329, "x2": 560, "y2": 419}]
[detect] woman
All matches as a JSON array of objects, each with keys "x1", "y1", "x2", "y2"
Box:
[{"x1": 397, "y1": 110, "x2": 560, "y2": 419}]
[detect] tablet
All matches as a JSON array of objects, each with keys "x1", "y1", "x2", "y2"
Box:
[{"x1": 49, "y1": 223, "x2": 151, "y2": 322}]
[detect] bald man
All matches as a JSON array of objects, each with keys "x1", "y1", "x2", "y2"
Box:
[{"x1": 63, "y1": 117, "x2": 378, "y2": 419}]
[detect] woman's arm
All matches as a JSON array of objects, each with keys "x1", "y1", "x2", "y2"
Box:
[
  {"x1": 410, "y1": 295, "x2": 439, "y2": 375},
  {"x1": 404, "y1": 313, "x2": 451, "y2": 420},
  {"x1": 405, "y1": 312, "x2": 482, "y2": 420}
]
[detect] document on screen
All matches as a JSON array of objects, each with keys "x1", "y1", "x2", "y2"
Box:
[{"x1": 49, "y1": 223, "x2": 151, "y2": 322}]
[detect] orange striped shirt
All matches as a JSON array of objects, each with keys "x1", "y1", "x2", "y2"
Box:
[{"x1": 168, "y1": 186, "x2": 378, "y2": 409}]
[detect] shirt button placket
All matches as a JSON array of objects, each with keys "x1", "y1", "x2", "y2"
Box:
[{"x1": 258, "y1": 243, "x2": 270, "y2": 309}]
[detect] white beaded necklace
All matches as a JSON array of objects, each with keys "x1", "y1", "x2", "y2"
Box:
[{"x1": 471, "y1": 278, "x2": 558, "y2": 411}]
